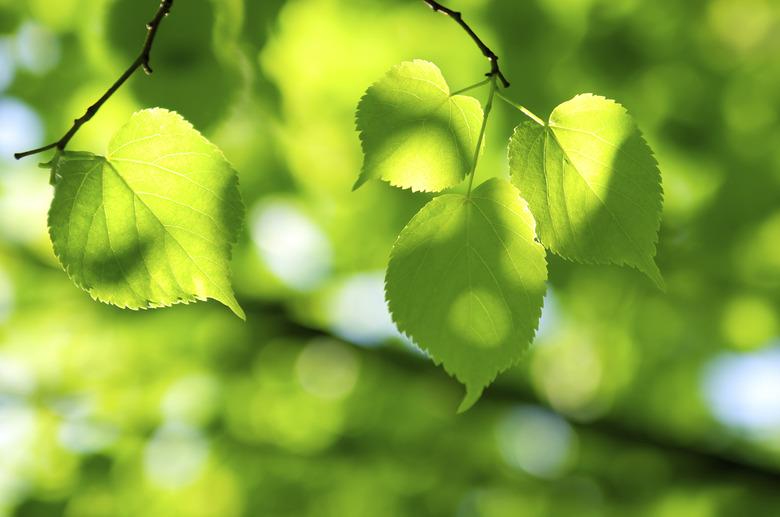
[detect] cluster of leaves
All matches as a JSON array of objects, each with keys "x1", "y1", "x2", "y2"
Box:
[
  {"x1": 23, "y1": 1, "x2": 660, "y2": 412},
  {"x1": 355, "y1": 60, "x2": 663, "y2": 409}
]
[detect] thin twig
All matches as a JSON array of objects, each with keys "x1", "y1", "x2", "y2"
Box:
[
  {"x1": 450, "y1": 77, "x2": 491, "y2": 96},
  {"x1": 466, "y1": 76, "x2": 497, "y2": 196},
  {"x1": 423, "y1": 0, "x2": 510, "y2": 88},
  {"x1": 496, "y1": 91, "x2": 545, "y2": 125},
  {"x1": 14, "y1": 0, "x2": 174, "y2": 160}
]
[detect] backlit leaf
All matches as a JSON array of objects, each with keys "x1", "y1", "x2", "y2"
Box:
[
  {"x1": 508, "y1": 94, "x2": 664, "y2": 288},
  {"x1": 386, "y1": 178, "x2": 547, "y2": 411},
  {"x1": 354, "y1": 60, "x2": 483, "y2": 192},
  {"x1": 48, "y1": 108, "x2": 245, "y2": 318}
]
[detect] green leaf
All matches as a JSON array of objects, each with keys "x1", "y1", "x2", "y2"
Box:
[
  {"x1": 508, "y1": 94, "x2": 664, "y2": 288},
  {"x1": 354, "y1": 60, "x2": 483, "y2": 192},
  {"x1": 48, "y1": 108, "x2": 245, "y2": 318},
  {"x1": 386, "y1": 178, "x2": 547, "y2": 411}
]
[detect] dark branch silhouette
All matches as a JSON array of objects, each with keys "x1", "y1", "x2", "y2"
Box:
[
  {"x1": 14, "y1": 0, "x2": 174, "y2": 160},
  {"x1": 423, "y1": 0, "x2": 510, "y2": 87}
]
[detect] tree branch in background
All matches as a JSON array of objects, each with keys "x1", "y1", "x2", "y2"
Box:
[
  {"x1": 250, "y1": 298, "x2": 780, "y2": 483},
  {"x1": 14, "y1": 0, "x2": 175, "y2": 160},
  {"x1": 422, "y1": 0, "x2": 510, "y2": 87}
]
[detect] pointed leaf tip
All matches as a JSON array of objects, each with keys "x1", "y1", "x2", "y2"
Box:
[
  {"x1": 644, "y1": 260, "x2": 666, "y2": 291},
  {"x1": 457, "y1": 384, "x2": 484, "y2": 413}
]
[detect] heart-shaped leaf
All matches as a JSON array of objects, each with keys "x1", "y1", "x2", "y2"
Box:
[
  {"x1": 355, "y1": 60, "x2": 483, "y2": 192},
  {"x1": 508, "y1": 94, "x2": 664, "y2": 288},
  {"x1": 48, "y1": 108, "x2": 245, "y2": 317},
  {"x1": 386, "y1": 178, "x2": 547, "y2": 410}
]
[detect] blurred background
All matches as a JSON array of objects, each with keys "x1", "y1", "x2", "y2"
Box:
[{"x1": 1, "y1": 0, "x2": 780, "y2": 515}]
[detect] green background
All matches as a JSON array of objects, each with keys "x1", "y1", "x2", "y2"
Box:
[{"x1": 1, "y1": 0, "x2": 779, "y2": 515}]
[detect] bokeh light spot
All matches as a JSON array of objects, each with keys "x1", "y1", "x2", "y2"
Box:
[
  {"x1": 707, "y1": 0, "x2": 773, "y2": 54},
  {"x1": 295, "y1": 338, "x2": 360, "y2": 400},
  {"x1": 250, "y1": 200, "x2": 332, "y2": 291},
  {"x1": 0, "y1": 401, "x2": 36, "y2": 509},
  {"x1": 58, "y1": 418, "x2": 117, "y2": 454},
  {"x1": 535, "y1": 289, "x2": 561, "y2": 342},
  {"x1": 15, "y1": 22, "x2": 60, "y2": 74},
  {"x1": 495, "y1": 405, "x2": 577, "y2": 479},
  {"x1": 0, "y1": 97, "x2": 43, "y2": 162},
  {"x1": 161, "y1": 374, "x2": 221, "y2": 427},
  {"x1": 532, "y1": 337, "x2": 604, "y2": 417},
  {"x1": 144, "y1": 422, "x2": 209, "y2": 489},
  {"x1": 325, "y1": 272, "x2": 400, "y2": 347},
  {"x1": 703, "y1": 346, "x2": 780, "y2": 434},
  {"x1": 0, "y1": 355, "x2": 34, "y2": 396},
  {"x1": 721, "y1": 295, "x2": 777, "y2": 351}
]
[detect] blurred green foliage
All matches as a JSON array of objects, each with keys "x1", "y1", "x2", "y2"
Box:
[{"x1": 1, "y1": 0, "x2": 780, "y2": 515}]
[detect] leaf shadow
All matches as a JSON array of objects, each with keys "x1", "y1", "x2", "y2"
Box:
[
  {"x1": 551, "y1": 124, "x2": 663, "y2": 287},
  {"x1": 77, "y1": 168, "x2": 242, "y2": 309},
  {"x1": 358, "y1": 87, "x2": 477, "y2": 190}
]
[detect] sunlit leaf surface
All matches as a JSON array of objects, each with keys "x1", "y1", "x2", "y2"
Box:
[
  {"x1": 508, "y1": 94, "x2": 664, "y2": 288},
  {"x1": 386, "y1": 179, "x2": 547, "y2": 410},
  {"x1": 355, "y1": 60, "x2": 483, "y2": 192},
  {"x1": 48, "y1": 109, "x2": 244, "y2": 317}
]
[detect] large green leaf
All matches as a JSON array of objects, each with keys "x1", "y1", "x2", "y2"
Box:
[
  {"x1": 508, "y1": 94, "x2": 664, "y2": 288},
  {"x1": 354, "y1": 60, "x2": 483, "y2": 192},
  {"x1": 386, "y1": 178, "x2": 547, "y2": 411},
  {"x1": 48, "y1": 108, "x2": 245, "y2": 318}
]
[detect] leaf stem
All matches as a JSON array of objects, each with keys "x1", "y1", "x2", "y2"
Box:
[
  {"x1": 466, "y1": 75, "x2": 498, "y2": 197},
  {"x1": 423, "y1": 0, "x2": 510, "y2": 88},
  {"x1": 14, "y1": 0, "x2": 174, "y2": 160},
  {"x1": 450, "y1": 77, "x2": 491, "y2": 97},
  {"x1": 495, "y1": 91, "x2": 545, "y2": 125}
]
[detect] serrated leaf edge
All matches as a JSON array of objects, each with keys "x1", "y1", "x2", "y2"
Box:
[
  {"x1": 354, "y1": 59, "x2": 484, "y2": 193},
  {"x1": 47, "y1": 108, "x2": 246, "y2": 319},
  {"x1": 384, "y1": 180, "x2": 548, "y2": 411},
  {"x1": 508, "y1": 93, "x2": 665, "y2": 290}
]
